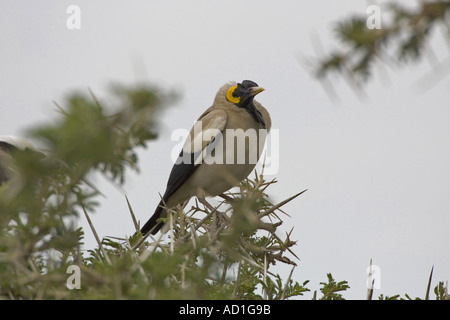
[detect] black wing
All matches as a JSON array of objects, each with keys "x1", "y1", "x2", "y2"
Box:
[{"x1": 140, "y1": 138, "x2": 219, "y2": 235}]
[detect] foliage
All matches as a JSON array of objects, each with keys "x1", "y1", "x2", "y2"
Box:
[
  {"x1": 79, "y1": 171, "x2": 309, "y2": 300},
  {"x1": 313, "y1": 0, "x2": 450, "y2": 90},
  {"x1": 0, "y1": 83, "x2": 309, "y2": 300},
  {"x1": 0, "y1": 82, "x2": 176, "y2": 299},
  {"x1": 375, "y1": 267, "x2": 450, "y2": 300},
  {"x1": 0, "y1": 82, "x2": 447, "y2": 300},
  {"x1": 316, "y1": 273, "x2": 350, "y2": 300}
]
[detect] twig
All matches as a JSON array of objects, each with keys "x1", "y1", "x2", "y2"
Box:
[
  {"x1": 366, "y1": 258, "x2": 374, "y2": 300},
  {"x1": 257, "y1": 189, "x2": 307, "y2": 219},
  {"x1": 82, "y1": 206, "x2": 111, "y2": 265},
  {"x1": 280, "y1": 265, "x2": 296, "y2": 300},
  {"x1": 425, "y1": 265, "x2": 434, "y2": 300},
  {"x1": 263, "y1": 253, "x2": 268, "y2": 300},
  {"x1": 125, "y1": 195, "x2": 139, "y2": 232}
]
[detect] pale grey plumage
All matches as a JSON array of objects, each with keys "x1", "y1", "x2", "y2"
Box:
[
  {"x1": 141, "y1": 80, "x2": 271, "y2": 235},
  {"x1": 0, "y1": 136, "x2": 38, "y2": 185}
]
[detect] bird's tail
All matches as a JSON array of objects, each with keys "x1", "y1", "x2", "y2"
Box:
[{"x1": 140, "y1": 200, "x2": 165, "y2": 235}]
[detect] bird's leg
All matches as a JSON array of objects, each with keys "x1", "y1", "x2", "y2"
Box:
[
  {"x1": 218, "y1": 193, "x2": 233, "y2": 201},
  {"x1": 199, "y1": 198, "x2": 220, "y2": 234},
  {"x1": 198, "y1": 198, "x2": 216, "y2": 213},
  {"x1": 198, "y1": 198, "x2": 230, "y2": 233}
]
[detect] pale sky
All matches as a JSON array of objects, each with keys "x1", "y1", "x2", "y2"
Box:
[{"x1": 1, "y1": 0, "x2": 449, "y2": 299}]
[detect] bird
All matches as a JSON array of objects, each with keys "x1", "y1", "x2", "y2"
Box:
[
  {"x1": 140, "y1": 80, "x2": 272, "y2": 235},
  {"x1": 0, "y1": 135, "x2": 39, "y2": 186}
]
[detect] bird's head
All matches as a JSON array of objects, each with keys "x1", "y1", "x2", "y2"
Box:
[
  {"x1": 225, "y1": 80, "x2": 264, "y2": 108},
  {"x1": 218, "y1": 80, "x2": 266, "y2": 128},
  {"x1": 0, "y1": 136, "x2": 37, "y2": 153},
  {"x1": 0, "y1": 135, "x2": 46, "y2": 162}
]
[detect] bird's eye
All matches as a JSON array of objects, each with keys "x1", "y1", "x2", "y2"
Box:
[{"x1": 226, "y1": 85, "x2": 240, "y2": 104}]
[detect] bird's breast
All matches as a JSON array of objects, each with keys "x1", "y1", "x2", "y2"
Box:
[{"x1": 189, "y1": 115, "x2": 268, "y2": 197}]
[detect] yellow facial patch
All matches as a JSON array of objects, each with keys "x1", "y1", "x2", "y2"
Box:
[{"x1": 226, "y1": 85, "x2": 240, "y2": 104}]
